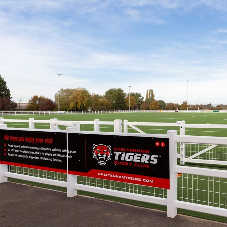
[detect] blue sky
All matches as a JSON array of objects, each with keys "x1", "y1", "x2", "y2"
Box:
[{"x1": 0, "y1": 0, "x2": 227, "y2": 105}]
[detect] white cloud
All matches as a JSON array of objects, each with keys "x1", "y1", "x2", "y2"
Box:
[
  {"x1": 212, "y1": 28, "x2": 227, "y2": 33},
  {"x1": 119, "y1": 0, "x2": 227, "y2": 10},
  {"x1": 0, "y1": 0, "x2": 61, "y2": 12},
  {"x1": 120, "y1": 0, "x2": 183, "y2": 8},
  {"x1": 200, "y1": 0, "x2": 227, "y2": 11},
  {"x1": 125, "y1": 8, "x2": 166, "y2": 24},
  {"x1": 125, "y1": 8, "x2": 141, "y2": 21}
]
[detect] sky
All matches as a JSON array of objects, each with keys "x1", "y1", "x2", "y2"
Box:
[{"x1": 0, "y1": 0, "x2": 227, "y2": 105}]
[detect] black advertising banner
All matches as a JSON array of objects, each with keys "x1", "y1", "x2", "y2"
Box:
[
  {"x1": 67, "y1": 133, "x2": 170, "y2": 189},
  {"x1": 0, "y1": 129, "x2": 71, "y2": 173},
  {"x1": 0, "y1": 129, "x2": 170, "y2": 189}
]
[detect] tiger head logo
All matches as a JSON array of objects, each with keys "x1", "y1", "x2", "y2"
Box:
[{"x1": 93, "y1": 144, "x2": 111, "y2": 166}]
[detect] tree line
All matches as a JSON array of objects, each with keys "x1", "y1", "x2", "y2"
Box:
[
  {"x1": 53, "y1": 88, "x2": 144, "y2": 111},
  {"x1": 31, "y1": 88, "x2": 199, "y2": 111},
  {"x1": 52, "y1": 88, "x2": 200, "y2": 112},
  {"x1": 26, "y1": 88, "x2": 227, "y2": 111},
  {"x1": 0, "y1": 75, "x2": 17, "y2": 110}
]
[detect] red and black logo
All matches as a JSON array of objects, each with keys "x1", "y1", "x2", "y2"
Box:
[{"x1": 93, "y1": 144, "x2": 111, "y2": 166}]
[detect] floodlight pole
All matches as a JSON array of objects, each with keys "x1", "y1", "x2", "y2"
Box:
[
  {"x1": 187, "y1": 80, "x2": 188, "y2": 104},
  {"x1": 128, "y1": 86, "x2": 131, "y2": 111},
  {"x1": 198, "y1": 79, "x2": 200, "y2": 105},
  {"x1": 57, "y1": 73, "x2": 63, "y2": 111},
  {"x1": 187, "y1": 80, "x2": 188, "y2": 112},
  {"x1": 198, "y1": 79, "x2": 200, "y2": 111}
]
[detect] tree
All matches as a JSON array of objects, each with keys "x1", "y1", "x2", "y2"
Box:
[
  {"x1": 215, "y1": 104, "x2": 227, "y2": 110},
  {"x1": 28, "y1": 95, "x2": 55, "y2": 110},
  {"x1": 158, "y1": 100, "x2": 166, "y2": 110},
  {"x1": 0, "y1": 75, "x2": 11, "y2": 98},
  {"x1": 27, "y1": 95, "x2": 40, "y2": 110},
  {"x1": 140, "y1": 101, "x2": 149, "y2": 110},
  {"x1": 105, "y1": 88, "x2": 126, "y2": 110},
  {"x1": 0, "y1": 75, "x2": 16, "y2": 110},
  {"x1": 166, "y1": 103, "x2": 179, "y2": 110},
  {"x1": 69, "y1": 88, "x2": 91, "y2": 111},
  {"x1": 207, "y1": 103, "x2": 213, "y2": 109},
  {"x1": 90, "y1": 94, "x2": 101, "y2": 111},
  {"x1": 55, "y1": 89, "x2": 74, "y2": 111},
  {"x1": 96, "y1": 99, "x2": 111, "y2": 111},
  {"x1": 149, "y1": 100, "x2": 159, "y2": 110},
  {"x1": 180, "y1": 101, "x2": 188, "y2": 110},
  {"x1": 125, "y1": 96, "x2": 137, "y2": 110},
  {"x1": 197, "y1": 104, "x2": 206, "y2": 110},
  {"x1": 17, "y1": 96, "x2": 24, "y2": 110},
  {"x1": 39, "y1": 99, "x2": 56, "y2": 111},
  {"x1": 0, "y1": 98, "x2": 17, "y2": 110},
  {"x1": 145, "y1": 89, "x2": 155, "y2": 105},
  {"x1": 130, "y1": 92, "x2": 144, "y2": 109}
]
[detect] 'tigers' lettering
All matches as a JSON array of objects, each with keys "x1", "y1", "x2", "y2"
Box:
[{"x1": 114, "y1": 152, "x2": 159, "y2": 164}]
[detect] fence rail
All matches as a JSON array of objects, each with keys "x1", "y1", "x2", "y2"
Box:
[{"x1": 2, "y1": 109, "x2": 227, "y2": 116}]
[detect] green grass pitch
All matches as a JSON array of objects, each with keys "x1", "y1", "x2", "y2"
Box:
[{"x1": 3, "y1": 112, "x2": 227, "y2": 136}]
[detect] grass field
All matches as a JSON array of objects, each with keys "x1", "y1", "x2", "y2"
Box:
[
  {"x1": 3, "y1": 112, "x2": 227, "y2": 136},
  {"x1": 4, "y1": 112, "x2": 227, "y2": 124},
  {"x1": 3, "y1": 112, "x2": 227, "y2": 223}
]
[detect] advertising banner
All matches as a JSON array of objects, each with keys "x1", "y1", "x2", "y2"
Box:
[
  {"x1": 0, "y1": 129, "x2": 69, "y2": 173},
  {"x1": 0, "y1": 129, "x2": 170, "y2": 189},
  {"x1": 68, "y1": 133, "x2": 170, "y2": 189}
]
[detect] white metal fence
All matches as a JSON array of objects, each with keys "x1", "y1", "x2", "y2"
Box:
[
  {"x1": 2, "y1": 117, "x2": 227, "y2": 166},
  {"x1": 0, "y1": 118, "x2": 227, "y2": 218},
  {"x1": 2, "y1": 109, "x2": 227, "y2": 116}
]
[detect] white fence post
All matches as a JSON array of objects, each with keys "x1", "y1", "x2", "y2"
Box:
[
  {"x1": 94, "y1": 119, "x2": 100, "y2": 132},
  {"x1": 29, "y1": 118, "x2": 35, "y2": 129},
  {"x1": 123, "y1": 120, "x2": 128, "y2": 133},
  {"x1": 0, "y1": 117, "x2": 4, "y2": 125},
  {"x1": 114, "y1": 119, "x2": 122, "y2": 133},
  {"x1": 50, "y1": 118, "x2": 58, "y2": 130},
  {"x1": 71, "y1": 122, "x2": 80, "y2": 131},
  {"x1": 167, "y1": 130, "x2": 178, "y2": 218},
  {"x1": 66, "y1": 127, "x2": 79, "y2": 197},
  {"x1": 0, "y1": 164, "x2": 7, "y2": 183},
  {"x1": 0, "y1": 123, "x2": 8, "y2": 183},
  {"x1": 177, "y1": 121, "x2": 185, "y2": 165}
]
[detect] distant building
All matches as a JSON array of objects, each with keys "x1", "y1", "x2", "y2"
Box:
[{"x1": 16, "y1": 103, "x2": 28, "y2": 110}]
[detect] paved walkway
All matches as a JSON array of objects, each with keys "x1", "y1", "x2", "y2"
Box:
[{"x1": 0, "y1": 182, "x2": 227, "y2": 227}]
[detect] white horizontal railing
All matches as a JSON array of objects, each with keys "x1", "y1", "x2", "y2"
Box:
[
  {"x1": 5, "y1": 172, "x2": 67, "y2": 188},
  {"x1": 175, "y1": 135, "x2": 227, "y2": 145},
  {"x1": 2, "y1": 117, "x2": 227, "y2": 133},
  {"x1": 74, "y1": 184, "x2": 167, "y2": 206},
  {"x1": 1, "y1": 109, "x2": 227, "y2": 116},
  {"x1": 184, "y1": 124, "x2": 227, "y2": 129},
  {"x1": 175, "y1": 165, "x2": 227, "y2": 178},
  {"x1": 125, "y1": 121, "x2": 227, "y2": 133}
]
